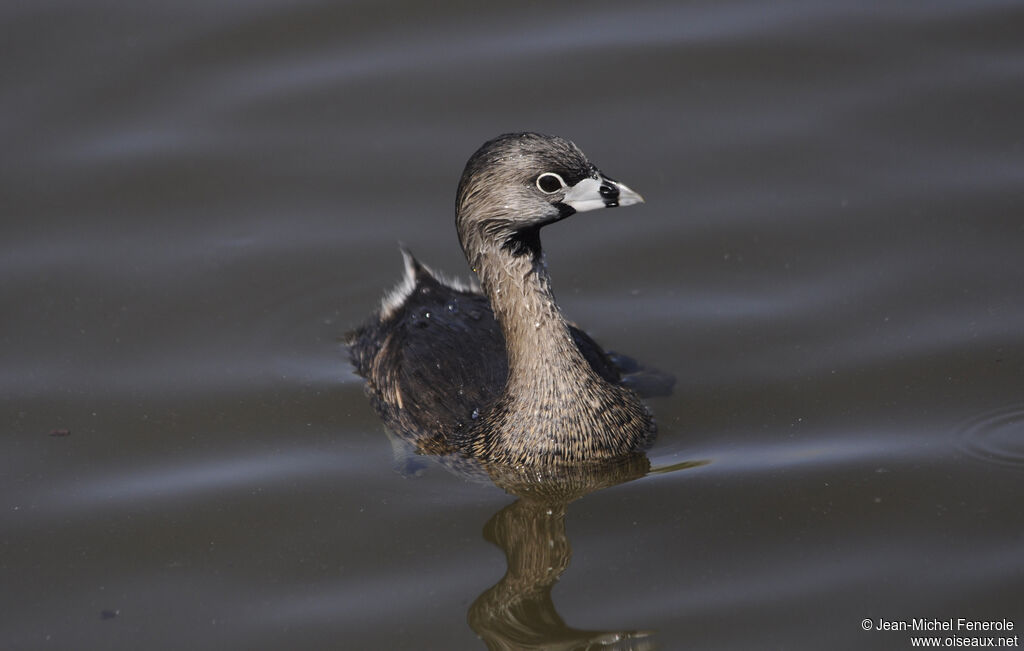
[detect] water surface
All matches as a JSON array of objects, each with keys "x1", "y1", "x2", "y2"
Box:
[{"x1": 3, "y1": 1, "x2": 1023, "y2": 649}]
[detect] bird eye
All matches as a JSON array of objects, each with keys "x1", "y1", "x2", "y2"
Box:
[{"x1": 536, "y1": 172, "x2": 566, "y2": 194}]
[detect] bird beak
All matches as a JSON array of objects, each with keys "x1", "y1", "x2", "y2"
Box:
[{"x1": 561, "y1": 174, "x2": 645, "y2": 213}]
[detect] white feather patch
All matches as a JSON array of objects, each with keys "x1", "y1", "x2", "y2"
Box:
[{"x1": 378, "y1": 247, "x2": 481, "y2": 320}]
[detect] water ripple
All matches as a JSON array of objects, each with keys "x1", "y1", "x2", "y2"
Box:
[
  {"x1": 954, "y1": 405, "x2": 1024, "y2": 469},
  {"x1": 68, "y1": 448, "x2": 355, "y2": 507}
]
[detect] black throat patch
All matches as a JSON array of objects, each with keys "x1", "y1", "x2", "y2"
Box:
[
  {"x1": 501, "y1": 226, "x2": 543, "y2": 259},
  {"x1": 499, "y1": 204, "x2": 575, "y2": 259}
]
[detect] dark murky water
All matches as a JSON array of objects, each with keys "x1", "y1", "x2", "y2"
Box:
[{"x1": 3, "y1": 1, "x2": 1023, "y2": 649}]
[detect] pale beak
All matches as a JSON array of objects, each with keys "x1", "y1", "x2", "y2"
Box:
[{"x1": 562, "y1": 174, "x2": 644, "y2": 213}]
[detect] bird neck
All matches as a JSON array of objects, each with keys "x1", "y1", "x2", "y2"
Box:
[{"x1": 474, "y1": 247, "x2": 600, "y2": 398}]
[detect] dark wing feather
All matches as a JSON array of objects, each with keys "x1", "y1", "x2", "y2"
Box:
[{"x1": 347, "y1": 258, "x2": 673, "y2": 452}]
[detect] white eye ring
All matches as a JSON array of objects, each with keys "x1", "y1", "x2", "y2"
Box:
[{"x1": 536, "y1": 172, "x2": 566, "y2": 194}]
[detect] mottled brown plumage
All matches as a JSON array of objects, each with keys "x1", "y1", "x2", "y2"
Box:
[{"x1": 348, "y1": 133, "x2": 671, "y2": 468}]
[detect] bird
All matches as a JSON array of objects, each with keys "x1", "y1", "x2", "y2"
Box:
[{"x1": 347, "y1": 132, "x2": 671, "y2": 468}]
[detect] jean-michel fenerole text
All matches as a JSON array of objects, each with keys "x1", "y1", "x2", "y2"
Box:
[{"x1": 874, "y1": 619, "x2": 1014, "y2": 632}]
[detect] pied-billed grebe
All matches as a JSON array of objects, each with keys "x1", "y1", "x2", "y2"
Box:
[{"x1": 348, "y1": 133, "x2": 667, "y2": 467}]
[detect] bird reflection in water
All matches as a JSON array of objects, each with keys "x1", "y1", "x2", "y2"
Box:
[
  {"x1": 471, "y1": 456, "x2": 653, "y2": 650},
  {"x1": 380, "y1": 426, "x2": 707, "y2": 649},
  {"x1": 466, "y1": 455, "x2": 707, "y2": 650}
]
